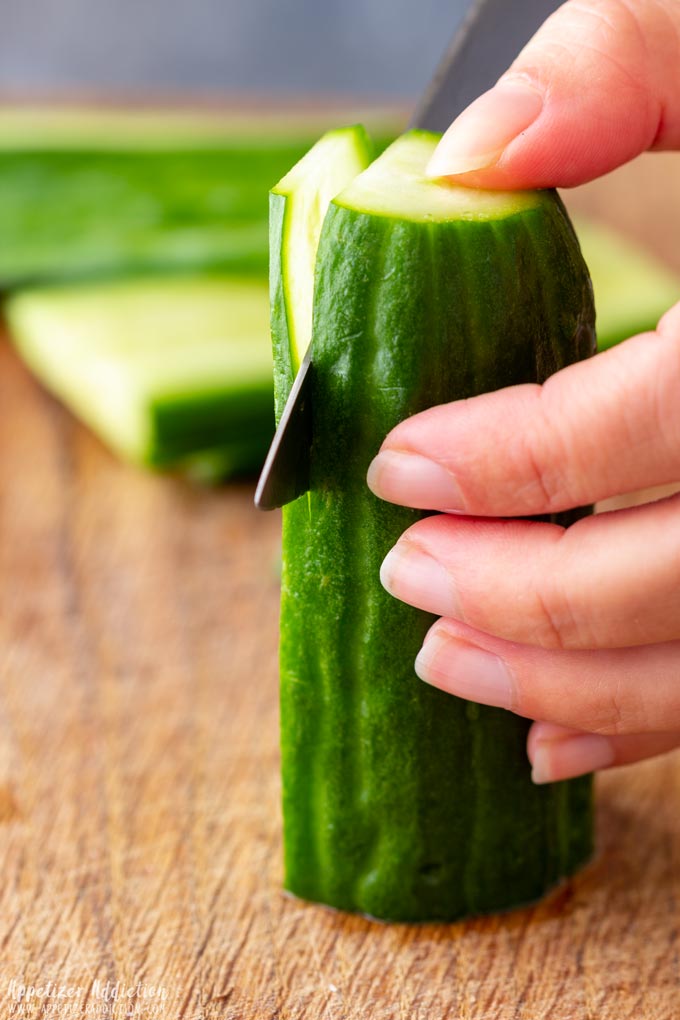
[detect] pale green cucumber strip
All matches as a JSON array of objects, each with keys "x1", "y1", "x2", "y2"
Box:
[
  {"x1": 6, "y1": 276, "x2": 272, "y2": 471},
  {"x1": 271, "y1": 125, "x2": 373, "y2": 372},
  {"x1": 572, "y1": 216, "x2": 680, "y2": 350},
  {"x1": 337, "y1": 130, "x2": 541, "y2": 222}
]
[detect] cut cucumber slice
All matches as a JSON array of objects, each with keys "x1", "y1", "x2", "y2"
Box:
[
  {"x1": 269, "y1": 125, "x2": 373, "y2": 418},
  {"x1": 6, "y1": 276, "x2": 273, "y2": 475}
]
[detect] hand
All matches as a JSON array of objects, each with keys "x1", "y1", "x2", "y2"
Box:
[{"x1": 367, "y1": 0, "x2": 680, "y2": 784}]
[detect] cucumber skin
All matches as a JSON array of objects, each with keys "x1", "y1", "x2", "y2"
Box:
[
  {"x1": 278, "y1": 190, "x2": 596, "y2": 923},
  {"x1": 144, "y1": 382, "x2": 274, "y2": 469},
  {"x1": 269, "y1": 190, "x2": 295, "y2": 423}
]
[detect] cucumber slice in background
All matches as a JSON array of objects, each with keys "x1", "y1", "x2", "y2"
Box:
[
  {"x1": 0, "y1": 104, "x2": 403, "y2": 149},
  {"x1": 4, "y1": 107, "x2": 675, "y2": 493},
  {"x1": 0, "y1": 146, "x2": 288, "y2": 284},
  {"x1": 269, "y1": 125, "x2": 374, "y2": 418},
  {"x1": 6, "y1": 276, "x2": 273, "y2": 477},
  {"x1": 0, "y1": 108, "x2": 403, "y2": 477},
  {"x1": 572, "y1": 216, "x2": 680, "y2": 350},
  {"x1": 275, "y1": 129, "x2": 595, "y2": 922}
]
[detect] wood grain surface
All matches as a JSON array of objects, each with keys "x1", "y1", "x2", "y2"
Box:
[{"x1": 1, "y1": 154, "x2": 680, "y2": 1020}]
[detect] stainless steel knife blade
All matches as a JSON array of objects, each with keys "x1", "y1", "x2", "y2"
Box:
[{"x1": 255, "y1": 0, "x2": 561, "y2": 510}]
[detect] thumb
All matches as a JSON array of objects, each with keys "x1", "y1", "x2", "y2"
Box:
[{"x1": 426, "y1": 0, "x2": 680, "y2": 188}]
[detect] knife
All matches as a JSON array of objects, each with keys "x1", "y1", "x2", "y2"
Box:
[{"x1": 254, "y1": 0, "x2": 562, "y2": 510}]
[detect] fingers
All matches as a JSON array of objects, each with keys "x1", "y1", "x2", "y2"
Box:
[
  {"x1": 367, "y1": 316, "x2": 680, "y2": 517},
  {"x1": 379, "y1": 497, "x2": 680, "y2": 649},
  {"x1": 527, "y1": 721, "x2": 680, "y2": 783},
  {"x1": 426, "y1": 0, "x2": 680, "y2": 188},
  {"x1": 413, "y1": 617, "x2": 680, "y2": 736}
]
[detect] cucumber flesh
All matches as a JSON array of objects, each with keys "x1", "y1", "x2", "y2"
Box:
[
  {"x1": 6, "y1": 276, "x2": 273, "y2": 474},
  {"x1": 271, "y1": 125, "x2": 373, "y2": 374}
]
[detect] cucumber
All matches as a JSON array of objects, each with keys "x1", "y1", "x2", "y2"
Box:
[
  {"x1": 0, "y1": 145, "x2": 293, "y2": 285},
  {"x1": 274, "y1": 129, "x2": 595, "y2": 922},
  {"x1": 0, "y1": 104, "x2": 403, "y2": 149},
  {"x1": 6, "y1": 276, "x2": 273, "y2": 477},
  {"x1": 0, "y1": 106, "x2": 401, "y2": 288},
  {"x1": 572, "y1": 216, "x2": 680, "y2": 350}
]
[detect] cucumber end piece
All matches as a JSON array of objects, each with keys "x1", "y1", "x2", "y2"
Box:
[{"x1": 270, "y1": 125, "x2": 374, "y2": 373}]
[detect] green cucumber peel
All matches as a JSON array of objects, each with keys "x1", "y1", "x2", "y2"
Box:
[{"x1": 272, "y1": 127, "x2": 595, "y2": 922}]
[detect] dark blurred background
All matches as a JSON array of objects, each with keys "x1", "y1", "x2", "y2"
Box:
[{"x1": 1, "y1": 0, "x2": 467, "y2": 98}]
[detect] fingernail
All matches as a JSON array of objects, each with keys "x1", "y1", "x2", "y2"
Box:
[
  {"x1": 380, "y1": 542, "x2": 461, "y2": 617},
  {"x1": 426, "y1": 79, "x2": 544, "y2": 177},
  {"x1": 415, "y1": 628, "x2": 514, "y2": 710},
  {"x1": 531, "y1": 733, "x2": 615, "y2": 785},
  {"x1": 367, "y1": 449, "x2": 464, "y2": 510}
]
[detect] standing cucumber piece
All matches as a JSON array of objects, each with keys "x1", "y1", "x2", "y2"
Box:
[{"x1": 273, "y1": 129, "x2": 595, "y2": 922}]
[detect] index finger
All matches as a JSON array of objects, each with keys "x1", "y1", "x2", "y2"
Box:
[
  {"x1": 426, "y1": 0, "x2": 680, "y2": 189},
  {"x1": 367, "y1": 304, "x2": 680, "y2": 516}
]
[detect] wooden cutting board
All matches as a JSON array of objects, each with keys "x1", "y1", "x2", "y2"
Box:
[{"x1": 1, "y1": 153, "x2": 679, "y2": 1020}]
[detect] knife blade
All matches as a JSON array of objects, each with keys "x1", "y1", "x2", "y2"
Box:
[
  {"x1": 255, "y1": 0, "x2": 562, "y2": 510},
  {"x1": 254, "y1": 349, "x2": 313, "y2": 511}
]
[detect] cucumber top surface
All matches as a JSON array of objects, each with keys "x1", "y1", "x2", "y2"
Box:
[{"x1": 336, "y1": 130, "x2": 541, "y2": 222}]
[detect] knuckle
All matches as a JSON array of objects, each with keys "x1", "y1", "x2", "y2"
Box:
[
  {"x1": 521, "y1": 524, "x2": 601, "y2": 651},
  {"x1": 527, "y1": 573, "x2": 593, "y2": 651},
  {"x1": 569, "y1": 0, "x2": 645, "y2": 51},
  {"x1": 602, "y1": 682, "x2": 629, "y2": 736},
  {"x1": 543, "y1": 0, "x2": 646, "y2": 61},
  {"x1": 518, "y1": 432, "x2": 566, "y2": 513},
  {"x1": 515, "y1": 0, "x2": 658, "y2": 127},
  {"x1": 594, "y1": 679, "x2": 645, "y2": 737},
  {"x1": 516, "y1": 387, "x2": 578, "y2": 513},
  {"x1": 531, "y1": 586, "x2": 570, "y2": 651}
]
